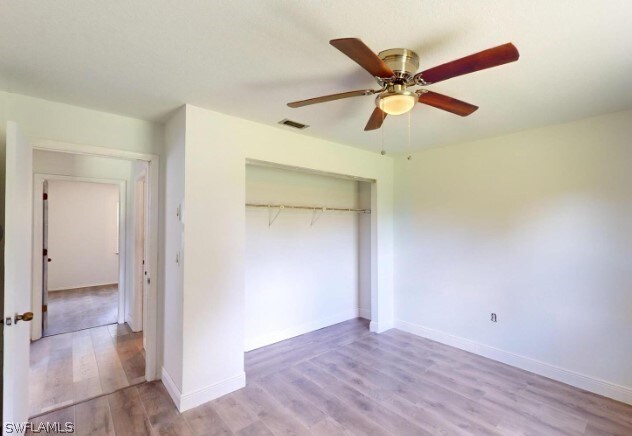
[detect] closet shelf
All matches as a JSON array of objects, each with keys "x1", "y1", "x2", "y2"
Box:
[{"x1": 245, "y1": 203, "x2": 371, "y2": 214}]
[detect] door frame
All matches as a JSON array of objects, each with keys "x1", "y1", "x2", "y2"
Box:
[
  {"x1": 29, "y1": 138, "x2": 161, "y2": 381},
  {"x1": 132, "y1": 169, "x2": 148, "y2": 335},
  {"x1": 31, "y1": 174, "x2": 127, "y2": 340}
]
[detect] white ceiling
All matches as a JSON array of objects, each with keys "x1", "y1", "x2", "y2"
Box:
[{"x1": 1, "y1": 1, "x2": 631, "y2": 153}]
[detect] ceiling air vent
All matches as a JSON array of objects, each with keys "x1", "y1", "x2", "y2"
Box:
[{"x1": 278, "y1": 119, "x2": 309, "y2": 130}]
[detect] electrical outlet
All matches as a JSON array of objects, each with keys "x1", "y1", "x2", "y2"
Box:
[{"x1": 491, "y1": 313, "x2": 497, "y2": 322}]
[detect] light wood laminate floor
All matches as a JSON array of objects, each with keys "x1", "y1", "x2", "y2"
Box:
[
  {"x1": 29, "y1": 319, "x2": 632, "y2": 435},
  {"x1": 45, "y1": 285, "x2": 119, "y2": 336},
  {"x1": 29, "y1": 323, "x2": 145, "y2": 417}
]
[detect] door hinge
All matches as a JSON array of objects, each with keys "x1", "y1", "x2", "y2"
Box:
[
  {"x1": 42, "y1": 304, "x2": 48, "y2": 313},
  {"x1": 43, "y1": 248, "x2": 48, "y2": 256},
  {"x1": 43, "y1": 193, "x2": 48, "y2": 200}
]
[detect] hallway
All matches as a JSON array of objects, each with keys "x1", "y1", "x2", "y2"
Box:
[
  {"x1": 45, "y1": 284, "x2": 118, "y2": 336},
  {"x1": 29, "y1": 323, "x2": 144, "y2": 417}
]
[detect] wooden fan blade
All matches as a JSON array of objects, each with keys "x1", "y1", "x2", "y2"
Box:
[
  {"x1": 330, "y1": 38, "x2": 394, "y2": 78},
  {"x1": 418, "y1": 91, "x2": 478, "y2": 116},
  {"x1": 364, "y1": 107, "x2": 387, "y2": 131},
  {"x1": 416, "y1": 43, "x2": 519, "y2": 84},
  {"x1": 287, "y1": 89, "x2": 376, "y2": 108}
]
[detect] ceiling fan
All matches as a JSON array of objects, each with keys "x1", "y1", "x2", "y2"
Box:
[{"x1": 287, "y1": 38, "x2": 519, "y2": 131}]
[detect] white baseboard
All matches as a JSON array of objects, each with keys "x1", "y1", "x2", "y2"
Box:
[
  {"x1": 370, "y1": 320, "x2": 393, "y2": 333},
  {"x1": 394, "y1": 320, "x2": 632, "y2": 406},
  {"x1": 48, "y1": 282, "x2": 118, "y2": 292},
  {"x1": 245, "y1": 309, "x2": 361, "y2": 352},
  {"x1": 162, "y1": 367, "x2": 246, "y2": 412},
  {"x1": 161, "y1": 367, "x2": 183, "y2": 410},
  {"x1": 125, "y1": 313, "x2": 143, "y2": 333},
  {"x1": 125, "y1": 313, "x2": 143, "y2": 332},
  {"x1": 185, "y1": 373, "x2": 246, "y2": 412}
]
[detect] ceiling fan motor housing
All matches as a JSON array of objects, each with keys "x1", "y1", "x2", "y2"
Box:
[{"x1": 378, "y1": 48, "x2": 420, "y2": 81}]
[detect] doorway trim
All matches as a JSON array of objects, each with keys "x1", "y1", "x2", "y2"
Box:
[
  {"x1": 132, "y1": 169, "x2": 148, "y2": 336},
  {"x1": 29, "y1": 138, "x2": 161, "y2": 381},
  {"x1": 31, "y1": 174, "x2": 127, "y2": 340}
]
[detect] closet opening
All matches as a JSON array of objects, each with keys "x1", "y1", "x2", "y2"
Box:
[{"x1": 244, "y1": 162, "x2": 373, "y2": 352}]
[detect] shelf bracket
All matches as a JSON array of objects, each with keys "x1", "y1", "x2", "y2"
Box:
[
  {"x1": 268, "y1": 205, "x2": 283, "y2": 227},
  {"x1": 310, "y1": 207, "x2": 326, "y2": 226}
]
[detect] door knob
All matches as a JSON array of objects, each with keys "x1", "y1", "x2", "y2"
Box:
[
  {"x1": 47, "y1": 258, "x2": 52, "y2": 262},
  {"x1": 15, "y1": 312, "x2": 34, "y2": 323}
]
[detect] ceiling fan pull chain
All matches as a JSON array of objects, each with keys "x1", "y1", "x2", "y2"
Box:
[
  {"x1": 408, "y1": 110, "x2": 411, "y2": 148},
  {"x1": 407, "y1": 111, "x2": 413, "y2": 160},
  {"x1": 380, "y1": 109, "x2": 386, "y2": 155}
]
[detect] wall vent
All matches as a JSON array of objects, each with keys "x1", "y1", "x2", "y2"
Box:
[{"x1": 278, "y1": 119, "x2": 309, "y2": 130}]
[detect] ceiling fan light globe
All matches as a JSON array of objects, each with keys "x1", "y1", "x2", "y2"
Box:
[{"x1": 376, "y1": 91, "x2": 417, "y2": 115}]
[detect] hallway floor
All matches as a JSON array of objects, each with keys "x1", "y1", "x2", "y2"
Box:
[
  {"x1": 29, "y1": 323, "x2": 145, "y2": 417},
  {"x1": 45, "y1": 285, "x2": 119, "y2": 336}
]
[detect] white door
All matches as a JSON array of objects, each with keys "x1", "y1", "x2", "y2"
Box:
[{"x1": 3, "y1": 121, "x2": 34, "y2": 431}]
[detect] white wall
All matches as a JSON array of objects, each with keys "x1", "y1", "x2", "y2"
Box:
[
  {"x1": 0, "y1": 92, "x2": 161, "y2": 155},
  {"x1": 33, "y1": 149, "x2": 135, "y2": 181},
  {"x1": 0, "y1": 90, "x2": 160, "y2": 231},
  {"x1": 245, "y1": 165, "x2": 371, "y2": 351},
  {"x1": 394, "y1": 109, "x2": 632, "y2": 404},
  {"x1": 160, "y1": 104, "x2": 394, "y2": 411},
  {"x1": 161, "y1": 106, "x2": 186, "y2": 393},
  {"x1": 47, "y1": 180, "x2": 119, "y2": 290}
]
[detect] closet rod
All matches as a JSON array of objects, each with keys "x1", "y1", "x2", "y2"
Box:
[{"x1": 246, "y1": 203, "x2": 371, "y2": 214}]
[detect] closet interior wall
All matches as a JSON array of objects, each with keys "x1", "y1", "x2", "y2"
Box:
[{"x1": 245, "y1": 164, "x2": 371, "y2": 351}]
